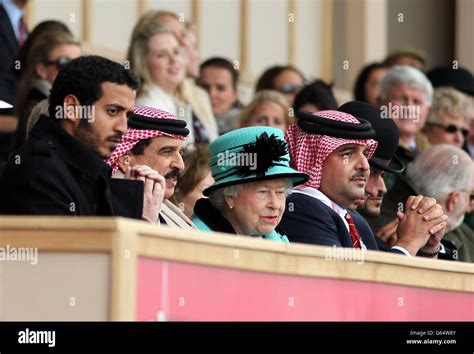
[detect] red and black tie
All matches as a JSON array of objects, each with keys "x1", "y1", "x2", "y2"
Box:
[{"x1": 345, "y1": 213, "x2": 362, "y2": 249}]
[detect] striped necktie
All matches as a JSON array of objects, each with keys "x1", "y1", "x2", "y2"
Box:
[{"x1": 345, "y1": 213, "x2": 362, "y2": 249}]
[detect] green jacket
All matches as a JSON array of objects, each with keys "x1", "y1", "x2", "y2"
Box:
[{"x1": 443, "y1": 223, "x2": 474, "y2": 263}]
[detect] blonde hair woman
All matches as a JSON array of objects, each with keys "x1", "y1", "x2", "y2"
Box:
[
  {"x1": 127, "y1": 12, "x2": 218, "y2": 145},
  {"x1": 239, "y1": 90, "x2": 292, "y2": 132}
]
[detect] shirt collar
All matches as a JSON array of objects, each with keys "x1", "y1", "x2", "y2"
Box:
[{"x1": 293, "y1": 185, "x2": 347, "y2": 217}]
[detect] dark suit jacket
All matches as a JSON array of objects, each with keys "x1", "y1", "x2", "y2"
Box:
[
  {"x1": 366, "y1": 173, "x2": 458, "y2": 260},
  {"x1": 0, "y1": 115, "x2": 144, "y2": 218},
  {"x1": 0, "y1": 4, "x2": 19, "y2": 104},
  {"x1": 277, "y1": 192, "x2": 380, "y2": 250}
]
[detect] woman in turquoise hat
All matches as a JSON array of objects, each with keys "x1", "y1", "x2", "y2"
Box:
[{"x1": 192, "y1": 126, "x2": 309, "y2": 242}]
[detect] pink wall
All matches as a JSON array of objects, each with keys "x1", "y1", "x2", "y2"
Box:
[{"x1": 136, "y1": 258, "x2": 474, "y2": 321}]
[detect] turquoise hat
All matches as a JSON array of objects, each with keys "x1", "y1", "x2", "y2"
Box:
[{"x1": 204, "y1": 126, "x2": 309, "y2": 196}]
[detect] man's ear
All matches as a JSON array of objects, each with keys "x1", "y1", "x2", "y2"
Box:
[
  {"x1": 117, "y1": 153, "x2": 133, "y2": 173},
  {"x1": 62, "y1": 94, "x2": 81, "y2": 123},
  {"x1": 445, "y1": 191, "x2": 458, "y2": 213}
]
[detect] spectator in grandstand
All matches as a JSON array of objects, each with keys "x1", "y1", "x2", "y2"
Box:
[
  {"x1": 368, "y1": 144, "x2": 473, "y2": 262},
  {"x1": 128, "y1": 11, "x2": 218, "y2": 146},
  {"x1": 422, "y1": 87, "x2": 470, "y2": 148},
  {"x1": 107, "y1": 105, "x2": 195, "y2": 229},
  {"x1": 377, "y1": 65, "x2": 433, "y2": 189},
  {"x1": 383, "y1": 47, "x2": 427, "y2": 70},
  {"x1": 352, "y1": 62, "x2": 388, "y2": 106},
  {"x1": 0, "y1": 56, "x2": 162, "y2": 222},
  {"x1": 293, "y1": 79, "x2": 338, "y2": 113},
  {"x1": 170, "y1": 144, "x2": 213, "y2": 218},
  {"x1": 239, "y1": 90, "x2": 291, "y2": 132},
  {"x1": 278, "y1": 109, "x2": 447, "y2": 256},
  {"x1": 255, "y1": 65, "x2": 305, "y2": 105},
  {"x1": 198, "y1": 57, "x2": 242, "y2": 135},
  {"x1": 192, "y1": 126, "x2": 308, "y2": 242},
  {"x1": 13, "y1": 30, "x2": 81, "y2": 148}
]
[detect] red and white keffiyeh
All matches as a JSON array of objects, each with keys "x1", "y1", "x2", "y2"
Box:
[
  {"x1": 285, "y1": 110, "x2": 378, "y2": 189},
  {"x1": 106, "y1": 105, "x2": 187, "y2": 174}
]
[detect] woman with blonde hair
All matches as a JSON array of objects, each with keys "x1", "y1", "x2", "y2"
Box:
[
  {"x1": 127, "y1": 12, "x2": 218, "y2": 145},
  {"x1": 239, "y1": 90, "x2": 292, "y2": 132}
]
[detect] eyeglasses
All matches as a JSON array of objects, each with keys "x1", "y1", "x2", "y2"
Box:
[
  {"x1": 277, "y1": 84, "x2": 303, "y2": 94},
  {"x1": 426, "y1": 123, "x2": 469, "y2": 137},
  {"x1": 45, "y1": 56, "x2": 73, "y2": 69}
]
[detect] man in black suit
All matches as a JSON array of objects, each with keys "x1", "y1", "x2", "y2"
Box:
[
  {"x1": 0, "y1": 55, "x2": 165, "y2": 223},
  {"x1": 0, "y1": 0, "x2": 28, "y2": 166},
  {"x1": 279, "y1": 109, "x2": 448, "y2": 256}
]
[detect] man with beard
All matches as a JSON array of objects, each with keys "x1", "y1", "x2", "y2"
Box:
[
  {"x1": 0, "y1": 55, "x2": 163, "y2": 222},
  {"x1": 278, "y1": 110, "x2": 448, "y2": 256},
  {"x1": 339, "y1": 101, "x2": 454, "y2": 260},
  {"x1": 106, "y1": 105, "x2": 195, "y2": 229}
]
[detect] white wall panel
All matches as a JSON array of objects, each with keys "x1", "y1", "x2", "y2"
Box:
[
  {"x1": 295, "y1": 0, "x2": 321, "y2": 81},
  {"x1": 200, "y1": 0, "x2": 240, "y2": 66},
  {"x1": 33, "y1": 0, "x2": 82, "y2": 41},
  {"x1": 248, "y1": 0, "x2": 287, "y2": 80},
  {"x1": 90, "y1": 0, "x2": 138, "y2": 54},
  {"x1": 148, "y1": 0, "x2": 192, "y2": 22}
]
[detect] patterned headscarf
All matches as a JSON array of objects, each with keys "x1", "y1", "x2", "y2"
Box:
[
  {"x1": 285, "y1": 110, "x2": 378, "y2": 189},
  {"x1": 106, "y1": 105, "x2": 188, "y2": 174}
]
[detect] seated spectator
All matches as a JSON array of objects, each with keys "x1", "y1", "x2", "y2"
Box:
[
  {"x1": 106, "y1": 105, "x2": 195, "y2": 229},
  {"x1": 255, "y1": 65, "x2": 305, "y2": 105},
  {"x1": 182, "y1": 21, "x2": 200, "y2": 80},
  {"x1": 127, "y1": 12, "x2": 218, "y2": 146},
  {"x1": 367, "y1": 144, "x2": 473, "y2": 262},
  {"x1": 171, "y1": 144, "x2": 214, "y2": 218},
  {"x1": 377, "y1": 65, "x2": 433, "y2": 190},
  {"x1": 278, "y1": 110, "x2": 447, "y2": 256},
  {"x1": 383, "y1": 47, "x2": 427, "y2": 70},
  {"x1": 293, "y1": 79, "x2": 338, "y2": 113},
  {"x1": 465, "y1": 98, "x2": 474, "y2": 158},
  {"x1": 192, "y1": 126, "x2": 308, "y2": 241},
  {"x1": 0, "y1": 56, "x2": 162, "y2": 222},
  {"x1": 0, "y1": 0, "x2": 29, "y2": 167},
  {"x1": 11, "y1": 20, "x2": 72, "y2": 79},
  {"x1": 199, "y1": 57, "x2": 243, "y2": 134},
  {"x1": 339, "y1": 101, "x2": 455, "y2": 260},
  {"x1": 422, "y1": 87, "x2": 470, "y2": 148},
  {"x1": 426, "y1": 65, "x2": 474, "y2": 97},
  {"x1": 14, "y1": 30, "x2": 80, "y2": 148},
  {"x1": 150, "y1": 12, "x2": 219, "y2": 141},
  {"x1": 239, "y1": 90, "x2": 291, "y2": 132},
  {"x1": 352, "y1": 62, "x2": 388, "y2": 106}
]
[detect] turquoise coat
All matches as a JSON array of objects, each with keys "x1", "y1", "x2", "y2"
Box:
[{"x1": 192, "y1": 214, "x2": 289, "y2": 243}]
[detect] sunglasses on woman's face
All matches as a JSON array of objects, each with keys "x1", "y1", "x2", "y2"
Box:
[
  {"x1": 427, "y1": 123, "x2": 469, "y2": 137},
  {"x1": 277, "y1": 84, "x2": 303, "y2": 94},
  {"x1": 45, "y1": 56, "x2": 73, "y2": 69}
]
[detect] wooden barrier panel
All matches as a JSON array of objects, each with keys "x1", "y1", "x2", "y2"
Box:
[{"x1": 0, "y1": 216, "x2": 472, "y2": 321}]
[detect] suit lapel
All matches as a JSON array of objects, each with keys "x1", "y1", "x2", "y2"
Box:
[{"x1": 0, "y1": 5, "x2": 19, "y2": 56}]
